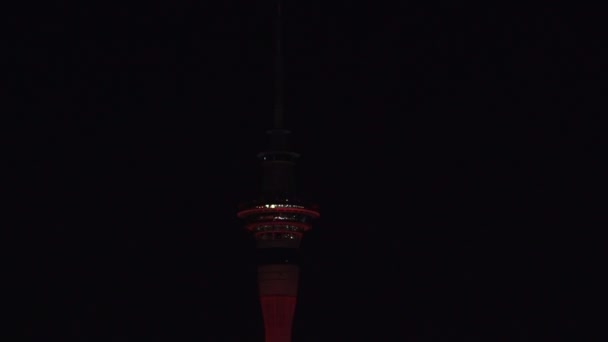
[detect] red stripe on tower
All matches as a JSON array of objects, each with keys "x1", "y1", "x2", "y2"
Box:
[{"x1": 260, "y1": 296, "x2": 297, "y2": 342}]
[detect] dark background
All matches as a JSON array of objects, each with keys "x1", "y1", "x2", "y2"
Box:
[{"x1": 6, "y1": 2, "x2": 605, "y2": 341}]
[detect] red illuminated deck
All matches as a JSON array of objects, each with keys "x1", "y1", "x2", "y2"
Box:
[{"x1": 237, "y1": 206, "x2": 320, "y2": 219}]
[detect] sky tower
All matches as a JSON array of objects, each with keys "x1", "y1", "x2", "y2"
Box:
[{"x1": 237, "y1": 2, "x2": 319, "y2": 342}]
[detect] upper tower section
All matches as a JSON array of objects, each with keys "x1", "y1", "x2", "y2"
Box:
[
  {"x1": 238, "y1": 129, "x2": 319, "y2": 250},
  {"x1": 237, "y1": 1, "x2": 318, "y2": 249},
  {"x1": 257, "y1": 129, "x2": 299, "y2": 202}
]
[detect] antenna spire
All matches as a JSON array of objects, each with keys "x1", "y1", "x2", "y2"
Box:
[{"x1": 274, "y1": 0, "x2": 284, "y2": 130}]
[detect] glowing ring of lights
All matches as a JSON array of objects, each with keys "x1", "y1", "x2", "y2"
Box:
[
  {"x1": 253, "y1": 204, "x2": 305, "y2": 209},
  {"x1": 237, "y1": 207, "x2": 320, "y2": 219},
  {"x1": 254, "y1": 231, "x2": 304, "y2": 238},
  {"x1": 246, "y1": 221, "x2": 312, "y2": 232}
]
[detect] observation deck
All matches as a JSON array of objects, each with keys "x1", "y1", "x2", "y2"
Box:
[{"x1": 237, "y1": 201, "x2": 319, "y2": 248}]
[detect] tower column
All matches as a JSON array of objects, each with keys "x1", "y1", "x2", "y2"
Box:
[{"x1": 258, "y1": 264, "x2": 299, "y2": 342}]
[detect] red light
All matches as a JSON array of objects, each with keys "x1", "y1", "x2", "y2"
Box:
[
  {"x1": 246, "y1": 221, "x2": 312, "y2": 232},
  {"x1": 253, "y1": 231, "x2": 304, "y2": 238},
  {"x1": 259, "y1": 295, "x2": 297, "y2": 342},
  {"x1": 237, "y1": 207, "x2": 320, "y2": 219}
]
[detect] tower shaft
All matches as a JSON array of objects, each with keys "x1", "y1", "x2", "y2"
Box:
[{"x1": 258, "y1": 264, "x2": 299, "y2": 342}]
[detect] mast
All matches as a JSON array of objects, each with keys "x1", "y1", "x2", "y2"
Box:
[{"x1": 273, "y1": 0, "x2": 284, "y2": 131}]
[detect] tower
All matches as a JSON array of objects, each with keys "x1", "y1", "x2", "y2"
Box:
[{"x1": 237, "y1": 2, "x2": 319, "y2": 342}]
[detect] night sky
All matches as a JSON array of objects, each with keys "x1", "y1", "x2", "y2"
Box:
[{"x1": 7, "y1": 2, "x2": 604, "y2": 341}]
